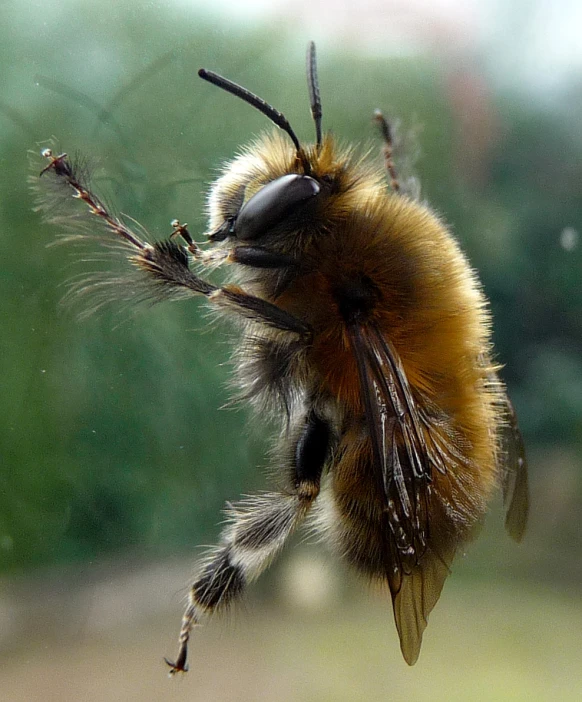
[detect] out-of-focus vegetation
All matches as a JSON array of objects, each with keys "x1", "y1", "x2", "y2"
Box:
[{"x1": 1, "y1": 0, "x2": 581, "y2": 594}]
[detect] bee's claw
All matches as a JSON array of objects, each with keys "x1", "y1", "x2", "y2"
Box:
[{"x1": 164, "y1": 655, "x2": 188, "y2": 676}]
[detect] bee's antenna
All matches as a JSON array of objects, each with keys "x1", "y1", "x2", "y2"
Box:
[
  {"x1": 306, "y1": 41, "x2": 322, "y2": 147},
  {"x1": 198, "y1": 68, "x2": 303, "y2": 155}
]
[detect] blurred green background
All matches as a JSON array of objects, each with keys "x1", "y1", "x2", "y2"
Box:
[{"x1": 1, "y1": 0, "x2": 581, "y2": 700}]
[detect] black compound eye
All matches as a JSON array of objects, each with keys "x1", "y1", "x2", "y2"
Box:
[{"x1": 234, "y1": 174, "x2": 320, "y2": 241}]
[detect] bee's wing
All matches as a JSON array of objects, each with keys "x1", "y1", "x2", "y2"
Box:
[
  {"x1": 349, "y1": 323, "x2": 457, "y2": 665},
  {"x1": 500, "y1": 396, "x2": 529, "y2": 542},
  {"x1": 391, "y1": 544, "x2": 452, "y2": 665},
  {"x1": 350, "y1": 325, "x2": 431, "y2": 550}
]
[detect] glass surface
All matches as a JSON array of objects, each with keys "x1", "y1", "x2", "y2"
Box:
[{"x1": 1, "y1": 0, "x2": 581, "y2": 699}]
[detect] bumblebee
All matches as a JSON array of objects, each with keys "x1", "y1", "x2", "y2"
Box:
[{"x1": 34, "y1": 42, "x2": 528, "y2": 673}]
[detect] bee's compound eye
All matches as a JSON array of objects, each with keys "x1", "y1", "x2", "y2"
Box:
[{"x1": 234, "y1": 174, "x2": 320, "y2": 241}]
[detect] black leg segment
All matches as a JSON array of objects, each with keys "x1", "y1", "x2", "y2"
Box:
[
  {"x1": 229, "y1": 246, "x2": 298, "y2": 269},
  {"x1": 294, "y1": 409, "x2": 331, "y2": 487}
]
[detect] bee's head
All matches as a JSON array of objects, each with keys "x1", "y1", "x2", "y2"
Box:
[{"x1": 199, "y1": 42, "x2": 337, "y2": 247}]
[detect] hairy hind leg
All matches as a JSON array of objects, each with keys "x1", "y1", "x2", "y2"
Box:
[
  {"x1": 373, "y1": 109, "x2": 400, "y2": 192},
  {"x1": 166, "y1": 409, "x2": 331, "y2": 674}
]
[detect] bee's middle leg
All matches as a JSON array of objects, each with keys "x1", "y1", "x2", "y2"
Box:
[{"x1": 166, "y1": 409, "x2": 331, "y2": 674}]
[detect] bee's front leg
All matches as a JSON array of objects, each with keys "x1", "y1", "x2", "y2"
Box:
[
  {"x1": 166, "y1": 409, "x2": 331, "y2": 675},
  {"x1": 34, "y1": 151, "x2": 311, "y2": 341}
]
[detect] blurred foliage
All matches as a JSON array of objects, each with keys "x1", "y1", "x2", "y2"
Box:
[{"x1": 0, "y1": 0, "x2": 581, "y2": 587}]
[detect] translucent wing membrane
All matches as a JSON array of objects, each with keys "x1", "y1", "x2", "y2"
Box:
[
  {"x1": 500, "y1": 396, "x2": 529, "y2": 542},
  {"x1": 348, "y1": 322, "x2": 467, "y2": 664},
  {"x1": 391, "y1": 543, "x2": 452, "y2": 665}
]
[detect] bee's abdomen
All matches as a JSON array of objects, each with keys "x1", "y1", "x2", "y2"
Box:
[{"x1": 318, "y1": 430, "x2": 397, "y2": 576}]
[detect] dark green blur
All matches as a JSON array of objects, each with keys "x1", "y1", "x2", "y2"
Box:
[{"x1": 1, "y1": 1, "x2": 581, "y2": 591}]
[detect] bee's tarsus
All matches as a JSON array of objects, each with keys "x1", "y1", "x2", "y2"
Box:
[
  {"x1": 164, "y1": 654, "x2": 188, "y2": 676},
  {"x1": 170, "y1": 219, "x2": 194, "y2": 245},
  {"x1": 36, "y1": 149, "x2": 149, "y2": 252},
  {"x1": 39, "y1": 148, "x2": 70, "y2": 177}
]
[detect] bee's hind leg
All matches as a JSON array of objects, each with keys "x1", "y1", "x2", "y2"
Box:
[
  {"x1": 166, "y1": 408, "x2": 331, "y2": 675},
  {"x1": 373, "y1": 109, "x2": 400, "y2": 192}
]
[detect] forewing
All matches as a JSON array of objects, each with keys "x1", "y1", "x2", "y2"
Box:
[
  {"x1": 392, "y1": 543, "x2": 452, "y2": 665},
  {"x1": 350, "y1": 325, "x2": 431, "y2": 558},
  {"x1": 348, "y1": 324, "x2": 457, "y2": 664}
]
